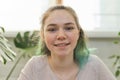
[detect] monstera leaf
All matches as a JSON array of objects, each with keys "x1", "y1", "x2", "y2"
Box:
[
  {"x1": 6, "y1": 31, "x2": 40, "y2": 80},
  {"x1": 14, "y1": 31, "x2": 40, "y2": 57},
  {"x1": 0, "y1": 27, "x2": 16, "y2": 64}
]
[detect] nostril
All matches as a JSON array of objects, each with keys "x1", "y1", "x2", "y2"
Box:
[
  {"x1": 57, "y1": 30, "x2": 66, "y2": 40},
  {"x1": 57, "y1": 36, "x2": 66, "y2": 40}
]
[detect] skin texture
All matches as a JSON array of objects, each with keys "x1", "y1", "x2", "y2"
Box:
[{"x1": 43, "y1": 10, "x2": 79, "y2": 59}]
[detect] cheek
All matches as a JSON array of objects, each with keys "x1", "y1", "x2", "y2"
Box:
[
  {"x1": 44, "y1": 34, "x2": 51, "y2": 43},
  {"x1": 71, "y1": 31, "x2": 79, "y2": 39},
  {"x1": 70, "y1": 32, "x2": 79, "y2": 45},
  {"x1": 44, "y1": 33, "x2": 55, "y2": 47},
  {"x1": 72, "y1": 35, "x2": 79, "y2": 44}
]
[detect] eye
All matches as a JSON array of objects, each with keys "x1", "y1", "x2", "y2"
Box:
[
  {"x1": 47, "y1": 28, "x2": 57, "y2": 32},
  {"x1": 65, "y1": 26, "x2": 74, "y2": 31}
]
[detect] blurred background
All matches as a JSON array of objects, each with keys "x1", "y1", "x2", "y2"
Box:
[{"x1": 0, "y1": 0, "x2": 120, "y2": 80}]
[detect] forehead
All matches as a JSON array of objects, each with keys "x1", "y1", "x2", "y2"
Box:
[{"x1": 45, "y1": 10, "x2": 75, "y2": 24}]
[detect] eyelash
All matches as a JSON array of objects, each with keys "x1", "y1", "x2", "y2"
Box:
[
  {"x1": 65, "y1": 26, "x2": 74, "y2": 31},
  {"x1": 47, "y1": 28, "x2": 57, "y2": 32}
]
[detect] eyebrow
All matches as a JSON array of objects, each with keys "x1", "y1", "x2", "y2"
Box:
[
  {"x1": 47, "y1": 22, "x2": 75, "y2": 27},
  {"x1": 64, "y1": 22, "x2": 75, "y2": 25},
  {"x1": 47, "y1": 24, "x2": 57, "y2": 27}
]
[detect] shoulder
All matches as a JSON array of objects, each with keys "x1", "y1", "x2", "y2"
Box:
[
  {"x1": 78, "y1": 55, "x2": 116, "y2": 80},
  {"x1": 88, "y1": 54, "x2": 103, "y2": 65},
  {"x1": 30, "y1": 55, "x2": 47, "y2": 63},
  {"x1": 18, "y1": 55, "x2": 48, "y2": 80},
  {"x1": 88, "y1": 54, "x2": 100, "y2": 61},
  {"x1": 85, "y1": 54, "x2": 107, "y2": 72},
  {"x1": 24, "y1": 55, "x2": 48, "y2": 70},
  {"x1": 86, "y1": 54, "x2": 116, "y2": 80}
]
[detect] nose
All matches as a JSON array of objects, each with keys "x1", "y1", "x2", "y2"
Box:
[{"x1": 57, "y1": 29, "x2": 66, "y2": 40}]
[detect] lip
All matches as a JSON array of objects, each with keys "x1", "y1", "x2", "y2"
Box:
[{"x1": 54, "y1": 42, "x2": 70, "y2": 47}]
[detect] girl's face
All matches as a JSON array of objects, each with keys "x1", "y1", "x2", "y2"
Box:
[{"x1": 43, "y1": 10, "x2": 79, "y2": 57}]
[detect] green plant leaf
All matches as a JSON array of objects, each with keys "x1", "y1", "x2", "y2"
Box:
[
  {"x1": 118, "y1": 32, "x2": 120, "y2": 36},
  {"x1": 113, "y1": 56, "x2": 119, "y2": 66},
  {"x1": 6, "y1": 31, "x2": 40, "y2": 79},
  {"x1": 14, "y1": 31, "x2": 39, "y2": 51},
  {"x1": 0, "y1": 26, "x2": 5, "y2": 33},
  {"x1": 114, "y1": 41, "x2": 119, "y2": 44},
  {"x1": 115, "y1": 70, "x2": 120, "y2": 77},
  {"x1": 0, "y1": 27, "x2": 16, "y2": 64},
  {"x1": 1, "y1": 55, "x2": 7, "y2": 64},
  {"x1": 109, "y1": 55, "x2": 116, "y2": 59},
  {"x1": 24, "y1": 31, "x2": 30, "y2": 46},
  {"x1": 109, "y1": 31, "x2": 120, "y2": 77},
  {"x1": 14, "y1": 32, "x2": 27, "y2": 49}
]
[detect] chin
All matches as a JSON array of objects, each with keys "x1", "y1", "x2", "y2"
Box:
[{"x1": 56, "y1": 52, "x2": 70, "y2": 57}]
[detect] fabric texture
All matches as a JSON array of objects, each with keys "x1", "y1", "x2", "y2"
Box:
[{"x1": 17, "y1": 54, "x2": 116, "y2": 80}]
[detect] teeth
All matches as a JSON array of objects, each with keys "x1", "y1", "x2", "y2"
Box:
[
  {"x1": 55, "y1": 43, "x2": 69, "y2": 47},
  {"x1": 56, "y1": 44, "x2": 66, "y2": 46}
]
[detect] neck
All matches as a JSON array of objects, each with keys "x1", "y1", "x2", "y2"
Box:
[{"x1": 49, "y1": 53, "x2": 75, "y2": 68}]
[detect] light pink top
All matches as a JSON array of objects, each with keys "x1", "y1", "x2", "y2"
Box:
[{"x1": 18, "y1": 55, "x2": 116, "y2": 80}]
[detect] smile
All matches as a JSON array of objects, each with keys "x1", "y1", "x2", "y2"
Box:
[{"x1": 54, "y1": 43, "x2": 70, "y2": 47}]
